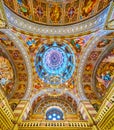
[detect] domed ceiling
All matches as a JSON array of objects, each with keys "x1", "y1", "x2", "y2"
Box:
[
  {"x1": 3, "y1": 0, "x2": 110, "y2": 25},
  {"x1": 35, "y1": 41, "x2": 75, "y2": 85}
]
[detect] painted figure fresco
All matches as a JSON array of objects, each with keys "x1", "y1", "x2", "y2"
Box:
[
  {"x1": 3, "y1": 0, "x2": 110, "y2": 25},
  {"x1": 71, "y1": 37, "x2": 86, "y2": 53},
  {"x1": 50, "y1": 5, "x2": 62, "y2": 23},
  {"x1": 96, "y1": 49, "x2": 114, "y2": 96},
  {"x1": 0, "y1": 55, "x2": 14, "y2": 95},
  {"x1": 97, "y1": 39, "x2": 111, "y2": 48},
  {"x1": 0, "y1": 32, "x2": 28, "y2": 99},
  {"x1": 17, "y1": 0, "x2": 30, "y2": 17},
  {"x1": 19, "y1": 34, "x2": 40, "y2": 53},
  {"x1": 82, "y1": 0, "x2": 96, "y2": 17}
]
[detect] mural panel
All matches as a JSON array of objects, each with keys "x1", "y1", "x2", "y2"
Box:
[
  {"x1": 96, "y1": 48, "x2": 114, "y2": 97},
  {"x1": 82, "y1": 33, "x2": 113, "y2": 102}
]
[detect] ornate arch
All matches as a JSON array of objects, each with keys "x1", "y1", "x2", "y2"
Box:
[
  {"x1": 0, "y1": 29, "x2": 33, "y2": 99},
  {"x1": 77, "y1": 30, "x2": 113, "y2": 100}
]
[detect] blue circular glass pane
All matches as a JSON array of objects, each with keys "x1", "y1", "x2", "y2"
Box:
[{"x1": 35, "y1": 41, "x2": 76, "y2": 85}]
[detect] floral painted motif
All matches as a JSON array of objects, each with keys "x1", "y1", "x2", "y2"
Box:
[{"x1": 82, "y1": 0, "x2": 96, "y2": 17}]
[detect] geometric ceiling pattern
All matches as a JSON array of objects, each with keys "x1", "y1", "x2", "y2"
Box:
[{"x1": 35, "y1": 41, "x2": 75, "y2": 85}]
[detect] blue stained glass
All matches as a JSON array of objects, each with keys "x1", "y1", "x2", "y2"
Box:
[
  {"x1": 53, "y1": 113, "x2": 56, "y2": 117},
  {"x1": 48, "y1": 115, "x2": 52, "y2": 119},
  {"x1": 57, "y1": 115, "x2": 60, "y2": 119},
  {"x1": 35, "y1": 41, "x2": 76, "y2": 85},
  {"x1": 46, "y1": 108, "x2": 63, "y2": 120}
]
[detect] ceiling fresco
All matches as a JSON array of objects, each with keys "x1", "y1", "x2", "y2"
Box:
[
  {"x1": 96, "y1": 48, "x2": 114, "y2": 96},
  {"x1": 27, "y1": 93, "x2": 83, "y2": 121},
  {"x1": 81, "y1": 32, "x2": 114, "y2": 102},
  {"x1": 35, "y1": 41, "x2": 76, "y2": 85},
  {"x1": 0, "y1": 46, "x2": 15, "y2": 98},
  {"x1": 0, "y1": 32, "x2": 28, "y2": 99},
  {"x1": 3, "y1": 0, "x2": 110, "y2": 26},
  {"x1": 11, "y1": 29, "x2": 95, "y2": 99}
]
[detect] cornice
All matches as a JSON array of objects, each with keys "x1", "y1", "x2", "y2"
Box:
[{"x1": 5, "y1": 6, "x2": 109, "y2": 36}]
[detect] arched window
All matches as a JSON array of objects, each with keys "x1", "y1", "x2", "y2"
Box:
[{"x1": 46, "y1": 108, "x2": 64, "y2": 120}]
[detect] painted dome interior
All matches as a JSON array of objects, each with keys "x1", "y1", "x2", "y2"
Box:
[{"x1": 35, "y1": 41, "x2": 75, "y2": 85}]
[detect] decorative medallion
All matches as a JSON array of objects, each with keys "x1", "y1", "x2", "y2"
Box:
[
  {"x1": 68, "y1": 7, "x2": 75, "y2": 18},
  {"x1": 35, "y1": 41, "x2": 75, "y2": 85},
  {"x1": 37, "y1": 7, "x2": 43, "y2": 17}
]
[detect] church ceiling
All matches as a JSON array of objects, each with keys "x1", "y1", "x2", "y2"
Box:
[
  {"x1": 3, "y1": 0, "x2": 110, "y2": 26},
  {"x1": 1, "y1": 28, "x2": 113, "y2": 103},
  {"x1": 0, "y1": 0, "x2": 114, "y2": 118}
]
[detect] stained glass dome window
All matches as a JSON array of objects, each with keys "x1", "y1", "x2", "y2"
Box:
[
  {"x1": 46, "y1": 108, "x2": 63, "y2": 120},
  {"x1": 35, "y1": 41, "x2": 76, "y2": 85}
]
